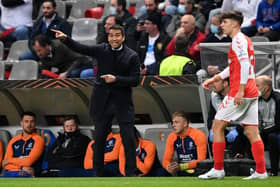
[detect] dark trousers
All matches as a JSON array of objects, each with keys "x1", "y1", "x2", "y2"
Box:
[
  {"x1": 257, "y1": 30, "x2": 280, "y2": 41},
  {"x1": 93, "y1": 102, "x2": 136, "y2": 176},
  {"x1": 262, "y1": 132, "x2": 280, "y2": 175}
]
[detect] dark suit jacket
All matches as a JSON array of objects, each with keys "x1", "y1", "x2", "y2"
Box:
[
  {"x1": 63, "y1": 38, "x2": 140, "y2": 121},
  {"x1": 40, "y1": 40, "x2": 91, "y2": 76}
]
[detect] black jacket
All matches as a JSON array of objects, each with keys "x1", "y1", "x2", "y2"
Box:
[
  {"x1": 259, "y1": 90, "x2": 280, "y2": 135},
  {"x1": 29, "y1": 13, "x2": 72, "y2": 50},
  {"x1": 47, "y1": 130, "x2": 91, "y2": 169},
  {"x1": 64, "y1": 38, "x2": 140, "y2": 121},
  {"x1": 137, "y1": 32, "x2": 171, "y2": 69},
  {"x1": 40, "y1": 40, "x2": 92, "y2": 76}
]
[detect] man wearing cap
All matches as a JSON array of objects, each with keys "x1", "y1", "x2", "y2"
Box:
[{"x1": 136, "y1": 12, "x2": 171, "y2": 75}]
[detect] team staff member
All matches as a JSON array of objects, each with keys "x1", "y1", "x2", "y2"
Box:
[
  {"x1": 53, "y1": 25, "x2": 140, "y2": 177},
  {"x1": 119, "y1": 127, "x2": 167, "y2": 176},
  {"x1": 199, "y1": 11, "x2": 267, "y2": 180},
  {"x1": 2, "y1": 112, "x2": 44, "y2": 177},
  {"x1": 84, "y1": 130, "x2": 122, "y2": 176},
  {"x1": 162, "y1": 111, "x2": 207, "y2": 176}
]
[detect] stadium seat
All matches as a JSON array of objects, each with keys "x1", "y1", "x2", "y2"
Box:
[
  {"x1": 6, "y1": 40, "x2": 29, "y2": 62},
  {"x1": 8, "y1": 60, "x2": 39, "y2": 80},
  {"x1": 79, "y1": 128, "x2": 95, "y2": 139},
  {"x1": 250, "y1": 36, "x2": 269, "y2": 42},
  {"x1": 143, "y1": 128, "x2": 173, "y2": 162},
  {"x1": 72, "y1": 18, "x2": 98, "y2": 45},
  {"x1": 36, "y1": 128, "x2": 56, "y2": 171},
  {"x1": 85, "y1": 7, "x2": 104, "y2": 19},
  {"x1": 0, "y1": 130, "x2": 12, "y2": 154},
  {"x1": 67, "y1": 0, "x2": 97, "y2": 23},
  {"x1": 255, "y1": 58, "x2": 272, "y2": 76},
  {"x1": 0, "y1": 41, "x2": 4, "y2": 60},
  {"x1": 0, "y1": 61, "x2": 4, "y2": 80}
]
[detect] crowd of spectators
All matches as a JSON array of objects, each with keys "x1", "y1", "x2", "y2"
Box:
[{"x1": 0, "y1": 0, "x2": 279, "y2": 79}]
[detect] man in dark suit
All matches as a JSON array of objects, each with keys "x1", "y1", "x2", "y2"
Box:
[
  {"x1": 53, "y1": 25, "x2": 140, "y2": 176},
  {"x1": 32, "y1": 34, "x2": 92, "y2": 79}
]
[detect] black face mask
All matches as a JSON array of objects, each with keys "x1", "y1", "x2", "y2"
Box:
[{"x1": 64, "y1": 131, "x2": 77, "y2": 137}]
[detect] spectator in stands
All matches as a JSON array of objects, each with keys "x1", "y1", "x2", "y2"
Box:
[
  {"x1": 53, "y1": 25, "x2": 140, "y2": 177},
  {"x1": 1, "y1": 112, "x2": 44, "y2": 177},
  {"x1": 0, "y1": 0, "x2": 32, "y2": 45},
  {"x1": 32, "y1": 34, "x2": 93, "y2": 79},
  {"x1": 256, "y1": 75, "x2": 280, "y2": 176},
  {"x1": 256, "y1": 0, "x2": 280, "y2": 41},
  {"x1": 20, "y1": 0, "x2": 72, "y2": 61},
  {"x1": 46, "y1": 116, "x2": 91, "y2": 177},
  {"x1": 166, "y1": 14, "x2": 206, "y2": 66},
  {"x1": 0, "y1": 140, "x2": 3, "y2": 170},
  {"x1": 202, "y1": 13, "x2": 231, "y2": 76},
  {"x1": 162, "y1": 111, "x2": 207, "y2": 176},
  {"x1": 84, "y1": 129, "x2": 122, "y2": 176},
  {"x1": 221, "y1": 0, "x2": 260, "y2": 37},
  {"x1": 137, "y1": 12, "x2": 171, "y2": 75},
  {"x1": 159, "y1": 29, "x2": 196, "y2": 76},
  {"x1": 204, "y1": 13, "x2": 231, "y2": 43},
  {"x1": 97, "y1": 15, "x2": 122, "y2": 44},
  {"x1": 136, "y1": 0, "x2": 170, "y2": 36},
  {"x1": 207, "y1": 76, "x2": 251, "y2": 158},
  {"x1": 119, "y1": 127, "x2": 168, "y2": 176},
  {"x1": 166, "y1": 0, "x2": 206, "y2": 37},
  {"x1": 108, "y1": 0, "x2": 137, "y2": 49}
]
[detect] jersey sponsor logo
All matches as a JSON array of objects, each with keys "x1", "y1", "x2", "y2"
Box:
[
  {"x1": 175, "y1": 143, "x2": 182, "y2": 148},
  {"x1": 179, "y1": 154, "x2": 192, "y2": 161},
  {"x1": 188, "y1": 141, "x2": 194, "y2": 150}
]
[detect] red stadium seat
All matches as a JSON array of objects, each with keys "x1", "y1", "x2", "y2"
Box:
[
  {"x1": 128, "y1": 5, "x2": 135, "y2": 16},
  {"x1": 85, "y1": 6, "x2": 104, "y2": 19}
]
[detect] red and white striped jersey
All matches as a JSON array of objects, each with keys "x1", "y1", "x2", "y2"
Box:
[{"x1": 220, "y1": 32, "x2": 259, "y2": 98}]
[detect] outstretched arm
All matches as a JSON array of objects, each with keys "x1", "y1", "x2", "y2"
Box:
[
  {"x1": 51, "y1": 29, "x2": 100, "y2": 57},
  {"x1": 202, "y1": 67, "x2": 229, "y2": 90}
]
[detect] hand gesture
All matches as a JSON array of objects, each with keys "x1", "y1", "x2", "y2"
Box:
[
  {"x1": 100, "y1": 74, "x2": 116, "y2": 83},
  {"x1": 202, "y1": 77, "x2": 215, "y2": 90},
  {"x1": 51, "y1": 29, "x2": 67, "y2": 40}
]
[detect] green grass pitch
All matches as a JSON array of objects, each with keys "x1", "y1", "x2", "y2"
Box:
[{"x1": 0, "y1": 177, "x2": 280, "y2": 187}]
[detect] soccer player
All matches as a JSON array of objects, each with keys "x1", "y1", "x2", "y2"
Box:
[
  {"x1": 198, "y1": 10, "x2": 268, "y2": 180},
  {"x1": 2, "y1": 112, "x2": 44, "y2": 177}
]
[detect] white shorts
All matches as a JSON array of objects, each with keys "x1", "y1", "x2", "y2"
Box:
[{"x1": 215, "y1": 96, "x2": 258, "y2": 125}]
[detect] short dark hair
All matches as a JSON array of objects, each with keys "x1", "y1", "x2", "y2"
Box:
[
  {"x1": 117, "y1": 0, "x2": 127, "y2": 10},
  {"x1": 221, "y1": 10, "x2": 243, "y2": 26},
  {"x1": 174, "y1": 32, "x2": 188, "y2": 54},
  {"x1": 43, "y1": 0, "x2": 56, "y2": 8},
  {"x1": 172, "y1": 111, "x2": 190, "y2": 123},
  {"x1": 109, "y1": 24, "x2": 125, "y2": 36},
  {"x1": 63, "y1": 116, "x2": 80, "y2": 126},
  {"x1": 106, "y1": 15, "x2": 123, "y2": 26},
  {"x1": 32, "y1": 34, "x2": 52, "y2": 47},
  {"x1": 21, "y1": 111, "x2": 36, "y2": 120}
]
